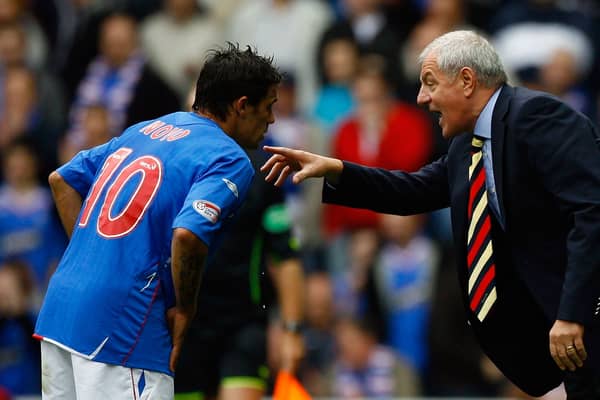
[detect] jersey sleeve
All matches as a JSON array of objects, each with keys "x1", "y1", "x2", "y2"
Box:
[
  {"x1": 57, "y1": 140, "x2": 115, "y2": 197},
  {"x1": 172, "y1": 153, "x2": 254, "y2": 248}
]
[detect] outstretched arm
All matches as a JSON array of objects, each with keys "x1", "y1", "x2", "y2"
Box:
[
  {"x1": 261, "y1": 146, "x2": 343, "y2": 186},
  {"x1": 48, "y1": 171, "x2": 83, "y2": 238},
  {"x1": 168, "y1": 227, "x2": 207, "y2": 372},
  {"x1": 263, "y1": 146, "x2": 451, "y2": 216}
]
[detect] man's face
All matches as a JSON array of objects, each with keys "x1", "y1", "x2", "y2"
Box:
[
  {"x1": 235, "y1": 85, "x2": 278, "y2": 149},
  {"x1": 417, "y1": 54, "x2": 472, "y2": 139},
  {"x1": 100, "y1": 16, "x2": 137, "y2": 68}
]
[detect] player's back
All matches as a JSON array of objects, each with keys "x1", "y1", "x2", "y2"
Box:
[{"x1": 35, "y1": 111, "x2": 253, "y2": 374}]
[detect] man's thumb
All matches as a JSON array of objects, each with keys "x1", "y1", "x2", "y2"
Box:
[{"x1": 292, "y1": 172, "x2": 305, "y2": 184}]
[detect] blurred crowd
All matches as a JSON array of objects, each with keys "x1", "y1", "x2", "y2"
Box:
[{"x1": 0, "y1": 0, "x2": 599, "y2": 398}]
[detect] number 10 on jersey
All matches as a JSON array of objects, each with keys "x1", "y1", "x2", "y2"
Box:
[{"x1": 79, "y1": 147, "x2": 164, "y2": 238}]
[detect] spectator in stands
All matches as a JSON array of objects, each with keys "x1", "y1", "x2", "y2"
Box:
[
  {"x1": 0, "y1": 23, "x2": 67, "y2": 158},
  {"x1": 325, "y1": 58, "x2": 433, "y2": 236},
  {"x1": 374, "y1": 213, "x2": 439, "y2": 382},
  {"x1": 0, "y1": 22, "x2": 24, "y2": 68},
  {"x1": 0, "y1": 66, "x2": 62, "y2": 175},
  {"x1": 227, "y1": 0, "x2": 333, "y2": 114},
  {"x1": 50, "y1": 2, "x2": 116, "y2": 102},
  {"x1": 312, "y1": 37, "x2": 358, "y2": 138},
  {"x1": 328, "y1": 315, "x2": 420, "y2": 398},
  {"x1": 142, "y1": 0, "x2": 223, "y2": 101},
  {"x1": 0, "y1": 260, "x2": 41, "y2": 395},
  {"x1": 299, "y1": 272, "x2": 336, "y2": 396},
  {"x1": 489, "y1": 0, "x2": 598, "y2": 122},
  {"x1": 63, "y1": 13, "x2": 180, "y2": 156},
  {"x1": 59, "y1": 103, "x2": 112, "y2": 164},
  {"x1": 0, "y1": 139, "x2": 66, "y2": 297},
  {"x1": 0, "y1": 0, "x2": 47, "y2": 69},
  {"x1": 317, "y1": 0, "x2": 403, "y2": 91},
  {"x1": 537, "y1": 48, "x2": 588, "y2": 112},
  {"x1": 400, "y1": 0, "x2": 473, "y2": 97}
]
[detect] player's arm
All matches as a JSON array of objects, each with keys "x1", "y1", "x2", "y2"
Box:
[
  {"x1": 168, "y1": 227, "x2": 207, "y2": 372},
  {"x1": 271, "y1": 256, "x2": 305, "y2": 374},
  {"x1": 48, "y1": 171, "x2": 83, "y2": 238}
]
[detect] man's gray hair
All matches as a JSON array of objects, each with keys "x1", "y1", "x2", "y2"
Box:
[{"x1": 418, "y1": 30, "x2": 507, "y2": 88}]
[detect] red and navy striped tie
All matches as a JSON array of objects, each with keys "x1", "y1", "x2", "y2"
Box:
[{"x1": 467, "y1": 136, "x2": 497, "y2": 321}]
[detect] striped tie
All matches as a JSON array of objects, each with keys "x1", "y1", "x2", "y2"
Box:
[{"x1": 467, "y1": 136, "x2": 497, "y2": 321}]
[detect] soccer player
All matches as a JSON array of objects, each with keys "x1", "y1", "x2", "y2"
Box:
[
  {"x1": 34, "y1": 44, "x2": 281, "y2": 399},
  {"x1": 174, "y1": 145, "x2": 305, "y2": 400}
]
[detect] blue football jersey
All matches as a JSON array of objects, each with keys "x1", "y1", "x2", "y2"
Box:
[{"x1": 34, "y1": 112, "x2": 254, "y2": 375}]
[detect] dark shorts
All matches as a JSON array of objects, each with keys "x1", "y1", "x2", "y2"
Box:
[{"x1": 174, "y1": 320, "x2": 268, "y2": 397}]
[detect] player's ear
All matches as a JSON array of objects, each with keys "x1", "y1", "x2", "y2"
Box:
[{"x1": 233, "y1": 96, "x2": 249, "y2": 116}]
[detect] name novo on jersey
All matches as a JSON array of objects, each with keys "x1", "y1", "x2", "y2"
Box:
[{"x1": 139, "y1": 120, "x2": 191, "y2": 142}]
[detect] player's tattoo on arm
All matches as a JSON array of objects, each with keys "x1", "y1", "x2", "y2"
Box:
[
  {"x1": 171, "y1": 228, "x2": 207, "y2": 314},
  {"x1": 176, "y1": 251, "x2": 205, "y2": 311}
]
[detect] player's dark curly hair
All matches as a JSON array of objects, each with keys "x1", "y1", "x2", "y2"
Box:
[{"x1": 192, "y1": 43, "x2": 282, "y2": 120}]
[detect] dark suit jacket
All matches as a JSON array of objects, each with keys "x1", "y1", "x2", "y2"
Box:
[{"x1": 323, "y1": 85, "x2": 600, "y2": 396}]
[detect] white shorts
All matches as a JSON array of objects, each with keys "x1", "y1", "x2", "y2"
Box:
[{"x1": 41, "y1": 341, "x2": 174, "y2": 400}]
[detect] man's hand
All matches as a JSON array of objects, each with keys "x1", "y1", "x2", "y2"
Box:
[
  {"x1": 279, "y1": 330, "x2": 305, "y2": 374},
  {"x1": 260, "y1": 146, "x2": 343, "y2": 186},
  {"x1": 167, "y1": 307, "x2": 194, "y2": 372},
  {"x1": 549, "y1": 319, "x2": 587, "y2": 371}
]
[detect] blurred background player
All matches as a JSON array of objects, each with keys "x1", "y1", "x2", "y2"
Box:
[
  {"x1": 33, "y1": 44, "x2": 281, "y2": 399},
  {"x1": 175, "y1": 91, "x2": 305, "y2": 400}
]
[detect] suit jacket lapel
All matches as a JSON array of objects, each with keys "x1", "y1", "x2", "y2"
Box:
[{"x1": 491, "y1": 85, "x2": 512, "y2": 226}]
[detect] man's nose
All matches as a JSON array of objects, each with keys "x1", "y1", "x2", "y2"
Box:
[{"x1": 416, "y1": 88, "x2": 430, "y2": 106}]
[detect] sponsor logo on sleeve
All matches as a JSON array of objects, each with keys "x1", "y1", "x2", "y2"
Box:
[
  {"x1": 222, "y1": 178, "x2": 239, "y2": 198},
  {"x1": 192, "y1": 200, "x2": 221, "y2": 224}
]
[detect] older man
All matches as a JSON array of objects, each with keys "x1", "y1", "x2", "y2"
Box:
[{"x1": 261, "y1": 30, "x2": 600, "y2": 398}]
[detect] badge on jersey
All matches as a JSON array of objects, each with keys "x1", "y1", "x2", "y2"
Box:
[
  {"x1": 193, "y1": 200, "x2": 221, "y2": 224},
  {"x1": 222, "y1": 178, "x2": 239, "y2": 198}
]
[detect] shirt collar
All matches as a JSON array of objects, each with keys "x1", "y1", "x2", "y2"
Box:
[{"x1": 473, "y1": 87, "x2": 502, "y2": 140}]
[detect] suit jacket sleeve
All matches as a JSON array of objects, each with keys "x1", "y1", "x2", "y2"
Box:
[
  {"x1": 516, "y1": 96, "x2": 600, "y2": 324},
  {"x1": 322, "y1": 156, "x2": 451, "y2": 215}
]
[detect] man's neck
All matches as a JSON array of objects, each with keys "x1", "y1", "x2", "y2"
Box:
[
  {"x1": 470, "y1": 86, "x2": 500, "y2": 130},
  {"x1": 195, "y1": 110, "x2": 233, "y2": 137}
]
